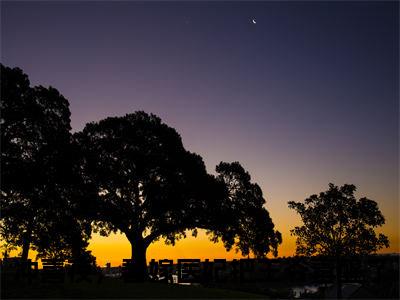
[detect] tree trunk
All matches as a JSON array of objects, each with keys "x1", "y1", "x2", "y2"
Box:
[
  {"x1": 335, "y1": 256, "x2": 343, "y2": 299},
  {"x1": 127, "y1": 233, "x2": 148, "y2": 282},
  {"x1": 21, "y1": 230, "x2": 31, "y2": 261}
]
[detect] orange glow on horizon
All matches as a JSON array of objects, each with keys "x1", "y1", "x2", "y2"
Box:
[
  {"x1": 88, "y1": 230, "x2": 252, "y2": 267},
  {"x1": 86, "y1": 226, "x2": 399, "y2": 267},
  {"x1": 1, "y1": 227, "x2": 398, "y2": 267}
]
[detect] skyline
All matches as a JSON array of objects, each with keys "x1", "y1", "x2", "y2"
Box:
[{"x1": 2, "y1": 1, "x2": 398, "y2": 266}]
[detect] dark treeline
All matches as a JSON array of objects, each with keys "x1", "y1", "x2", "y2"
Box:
[
  {"x1": 0, "y1": 64, "x2": 390, "y2": 295},
  {"x1": 0, "y1": 64, "x2": 282, "y2": 281}
]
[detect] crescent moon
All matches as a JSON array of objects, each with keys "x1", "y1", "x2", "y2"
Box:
[{"x1": 252, "y1": 19, "x2": 256, "y2": 24}]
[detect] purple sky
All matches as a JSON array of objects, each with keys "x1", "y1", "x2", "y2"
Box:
[{"x1": 2, "y1": 1, "x2": 399, "y2": 253}]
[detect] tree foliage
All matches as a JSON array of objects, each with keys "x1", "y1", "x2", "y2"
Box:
[
  {"x1": 0, "y1": 64, "x2": 91, "y2": 259},
  {"x1": 288, "y1": 183, "x2": 389, "y2": 257},
  {"x1": 210, "y1": 162, "x2": 282, "y2": 257},
  {"x1": 75, "y1": 112, "x2": 214, "y2": 245}
]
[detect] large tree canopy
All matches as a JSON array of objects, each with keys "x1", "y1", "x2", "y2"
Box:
[
  {"x1": 288, "y1": 183, "x2": 389, "y2": 297},
  {"x1": 0, "y1": 64, "x2": 91, "y2": 260},
  {"x1": 75, "y1": 112, "x2": 217, "y2": 279},
  {"x1": 76, "y1": 112, "x2": 282, "y2": 280}
]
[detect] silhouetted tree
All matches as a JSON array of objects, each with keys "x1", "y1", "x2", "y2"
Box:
[
  {"x1": 288, "y1": 183, "x2": 389, "y2": 298},
  {"x1": 75, "y1": 112, "x2": 220, "y2": 280},
  {"x1": 76, "y1": 113, "x2": 282, "y2": 280},
  {"x1": 0, "y1": 64, "x2": 91, "y2": 260},
  {"x1": 209, "y1": 162, "x2": 282, "y2": 258}
]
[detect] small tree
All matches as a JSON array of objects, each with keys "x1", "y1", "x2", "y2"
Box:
[{"x1": 288, "y1": 183, "x2": 389, "y2": 298}]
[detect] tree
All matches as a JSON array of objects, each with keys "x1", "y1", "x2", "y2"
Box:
[
  {"x1": 210, "y1": 162, "x2": 282, "y2": 258},
  {"x1": 76, "y1": 113, "x2": 282, "y2": 280},
  {"x1": 288, "y1": 183, "x2": 389, "y2": 298},
  {"x1": 75, "y1": 112, "x2": 215, "y2": 280},
  {"x1": 0, "y1": 64, "x2": 91, "y2": 260}
]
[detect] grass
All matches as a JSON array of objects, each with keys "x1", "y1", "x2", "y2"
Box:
[{"x1": 1, "y1": 277, "x2": 266, "y2": 298}]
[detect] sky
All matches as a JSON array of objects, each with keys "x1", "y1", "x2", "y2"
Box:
[{"x1": 2, "y1": 1, "x2": 399, "y2": 267}]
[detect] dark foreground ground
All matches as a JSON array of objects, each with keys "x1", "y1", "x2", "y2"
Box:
[
  {"x1": 1, "y1": 277, "x2": 265, "y2": 299},
  {"x1": 3, "y1": 254, "x2": 399, "y2": 298},
  {"x1": 3, "y1": 277, "x2": 399, "y2": 299},
  {"x1": 2, "y1": 268, "x2": 399, "y2": 299}
]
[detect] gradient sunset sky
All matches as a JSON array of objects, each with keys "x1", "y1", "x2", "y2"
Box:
[{"x1": 2, "y1": 1, "x2": 398, "y2": 266}]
